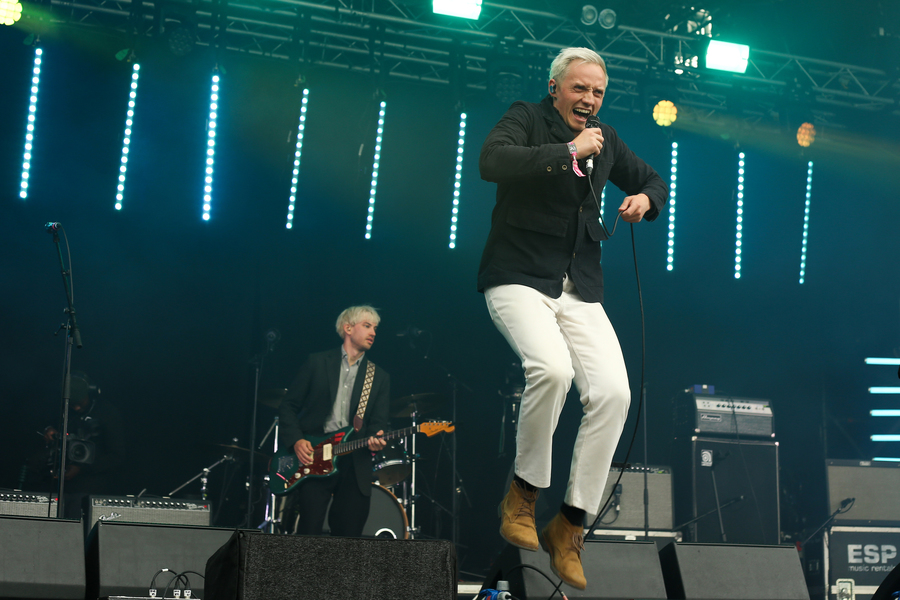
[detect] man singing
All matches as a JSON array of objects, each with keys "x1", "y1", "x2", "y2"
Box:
[
  {"x1": 478, "y1": 47, "x2": 668, "y2": 588},
  {"x1": 278, "y1": 305, "x2": 390, "y2": 536}
]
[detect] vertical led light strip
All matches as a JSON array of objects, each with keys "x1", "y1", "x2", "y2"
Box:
[
  {"x1": 115, "y1": 63, "x2": 141, "y2": 211},
  {"x1": 202, "y1": 72, "x2": 220, "y2": 222},
  {"x1": 734, "y1": 152, "x2": 745, "y2": 279},
  {"x1": 285, "y1": 88, "x2": 309, "y2": 230},
  {"x1": 448, "y1": 112, "x2": 467, "y2": 249},
  {"x1": 20, "y1": 47, "x2": 43, "y2": 200},
  {"x1": 365, "y1": 101, "x2": 386, "y2": 240},
  {"x1": 799, "y1": 161, "x2": 813, "y2": 284},
  {"x1": 666, "y1": 142, "x2": 678, "y2": 271}
]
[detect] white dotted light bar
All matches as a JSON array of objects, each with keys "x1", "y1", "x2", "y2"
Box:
[
  {"x1": 365, "y1": 101, "x2": 386, "y2": 240},
  {"x1": 799, "y1": 161, "x2": 813, "y2": 284},
  {"x1": 872, "y1": 435, "x2": 900, "y2": 442},
  {"x1": 202, "y1": 72, "x2": 220, "y2": 222},
  {"x1": 873, "y1": 457, "x2": 900, "y2": 462},
  {"x1": 285, "y1": 88, "x2": 309, "y2": 230},
  {"x1": 20, "y1": 47, "x2": 43, "y2": 200},
  {"x1": 448, "y1": 112, "x2": 467, "y2": 249},
  {"x1": 866, "y1": 358, "x2": 900, "y2": 365},
  {"x1": 872, "y1": 410, "x2": 900, "y2": 417},
  {"x1": 667, "y1": 142, "x2": 678, "y2": 271},
  {"x1": 734, "y1": 152, "x2": 745, "y2": 279},
  {"x1": 870, "y1": 387, "x2": 900, "y2": 394},
  {"x1": 115, "y1": 63, "x2": 141, "y2": 211}
]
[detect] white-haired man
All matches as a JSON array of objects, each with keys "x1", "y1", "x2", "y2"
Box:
[
  {"x1": 278, "y1": 305, "x2": 390, "y2": 536},
  {"x1": 478, "y1": 47, "x2": 668, "y2": 588}
]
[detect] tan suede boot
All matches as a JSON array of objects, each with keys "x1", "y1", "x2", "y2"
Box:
[
  {"x1": 498, "y1": 480, "x2": 540, "y2": 551},
  {"x1": 540, "y1": 512, "x2": 587, "y2": 590}
]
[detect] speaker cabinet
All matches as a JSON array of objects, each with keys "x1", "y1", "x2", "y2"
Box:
[
  {"x1": 205, "y1": 530, "x2": 457, "y2": 600},
  {"x1": 483, "y1": 541, "x2": 668, "y2": 600},
  {"x1": 827, "y1": 460, "x2": 900, "y2": 526},
  {"x1": 86, "y1": 521, "x2": 245, "y2": 599},
  {"x1": 659, "y1": 543, "x2": 809, "y2": 600},
  {"x1": 0, "y1": 516, "x2": 85, "y2": 600},
  {"x1": 674, "y1": 437, "x2": 780, "y2": 545},
  {"x1": 595, "y1": 465, "x2": 673, "y2": 530}
]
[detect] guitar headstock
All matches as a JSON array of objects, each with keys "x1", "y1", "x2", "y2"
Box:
[{"x1": 420, "y1": 421, "x2": 455, "y2": 436}]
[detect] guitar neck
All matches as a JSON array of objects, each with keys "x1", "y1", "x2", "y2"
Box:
[{"x1": 334, "y1": 424, "x2": 419, "y2": 455}]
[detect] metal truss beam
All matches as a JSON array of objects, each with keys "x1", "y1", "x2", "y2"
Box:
[{"x1": 33, "y1": 0, "x2": 900, "y2": 129}]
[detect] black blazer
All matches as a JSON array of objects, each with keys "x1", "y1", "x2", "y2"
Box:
[
  {"x1": 478, "y1": 95, "x2": 669, "y2": 303},
  {"x1": 278, "y1": 348, "x2": 391, "y2": 496}
]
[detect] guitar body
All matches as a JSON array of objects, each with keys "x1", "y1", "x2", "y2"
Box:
[
  {"x1": 268, "y1": 427, "x2": 353, "y2": 495},
  {"x1": 267, "y1": 421, "x2": 454, "y2": 496}
]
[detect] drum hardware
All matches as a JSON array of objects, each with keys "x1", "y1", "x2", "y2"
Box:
[
  {"x1": 212, "y1": 442, "x2": 269, "y2": 462},
  {"x1": 391, "y1": 393, "x2": 445, "y2": 418},
  {"x1": 256, "y1": 416, "x2": 280, "y2": 533},
  {"x1": 168, "y1": 454, "x2": 236, "y2": 501}
]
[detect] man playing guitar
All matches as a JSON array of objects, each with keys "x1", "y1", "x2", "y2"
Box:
[{"x1": 277, "y1": 305, "x2": 390, "y2": 536}]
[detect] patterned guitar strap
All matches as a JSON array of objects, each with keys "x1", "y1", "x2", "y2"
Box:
[{"x1": 352, "y1": 360, "x2": 376, "y2": 432}]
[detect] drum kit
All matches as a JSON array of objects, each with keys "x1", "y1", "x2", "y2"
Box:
[{"x1": 213, "y1": 389, "x2": 448, "y2": 539}]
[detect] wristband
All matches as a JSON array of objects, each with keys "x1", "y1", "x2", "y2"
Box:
[{"x1": 569, "y1": 144, "x2": 585, "y2": 178}]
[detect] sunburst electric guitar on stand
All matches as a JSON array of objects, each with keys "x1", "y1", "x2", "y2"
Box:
[{"x1": 268, "y1": 421, "x2": 454, "y2": 495}]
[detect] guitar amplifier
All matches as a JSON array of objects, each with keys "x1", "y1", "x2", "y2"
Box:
[
  {"x1": 0, "y1": 491, "x2": 58, "y2": 517},
  {"x1": 675, "y1": 393, "x2": 774, "y2": 438},
  {"x1": 593, "y1": 465, "x2": 674, "y2": 530},
  {"x1": 87, "y1": 496, "x2": 211, "y2": 530}
]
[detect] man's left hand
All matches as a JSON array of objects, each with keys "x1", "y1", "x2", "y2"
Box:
[
  {"x1": 368, "y1": 430, "x2": 387, "y2": 452},
  {"x1": 618, "y1": 193, "x2": 651, "y2": 223}
]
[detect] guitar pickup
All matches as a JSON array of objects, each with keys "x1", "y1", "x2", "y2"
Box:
[{"x1": 322, "y1": 444, "x2": 332, "y2": 461}]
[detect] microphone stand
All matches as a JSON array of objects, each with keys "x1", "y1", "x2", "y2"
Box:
[{"x1": 49, "y1": 225, "x2": 83, "y2": 519}]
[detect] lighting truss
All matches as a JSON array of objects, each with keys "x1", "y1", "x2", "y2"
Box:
[{"x1": 28, "y1": 0, "x2": 900, "y2": 130}]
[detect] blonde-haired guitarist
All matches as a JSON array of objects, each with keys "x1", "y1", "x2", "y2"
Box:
[{"x1": 277, "y1": 305, "x2": 390, "y2": 536}]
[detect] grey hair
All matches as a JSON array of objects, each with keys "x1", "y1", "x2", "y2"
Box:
[
  {"x1": 549, "y1": 47, "x2": 608, "y2": 84},
  {"x1": 335, "y1": 305, "x2": 381, "y2": 338}
]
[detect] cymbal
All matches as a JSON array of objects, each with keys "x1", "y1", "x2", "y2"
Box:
[
  {"x1": 391, "y1": 393, "x2": 444, "y2": 418},
  {"x1": 258, "y1": 388, "x2": 287, "y2": 409},
  {"x1": 214, "y1": 444, "x2": 269, "y2": 461}
]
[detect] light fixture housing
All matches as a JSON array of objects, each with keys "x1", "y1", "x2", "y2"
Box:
[
  {"x1": 706, "y1": 40, "x2": 750, "y2": 73},
  {"x1": 433, "y1": 0, "x2": 482, "y2": 20},
  {"x1": 598, "y1": 8, "x2": 616, "y2": 29}
]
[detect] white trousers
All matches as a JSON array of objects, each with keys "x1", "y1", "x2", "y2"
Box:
[{"x1": 485, "y1": 277, "x2": 631, "y2": 512}]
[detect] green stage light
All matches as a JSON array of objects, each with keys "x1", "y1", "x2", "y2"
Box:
[
  {"x1": 706, "y1": 40, "x2": 749, "y2": 73},
  {"x1": 433, "y1": 0, "x2": 481, "y2": 20}
]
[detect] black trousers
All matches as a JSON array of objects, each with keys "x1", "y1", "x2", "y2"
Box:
[{"x1": 284, "y1": 455, "x2": 370, "y2": 537}]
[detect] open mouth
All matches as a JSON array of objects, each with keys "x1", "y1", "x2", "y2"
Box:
[{"x1": 573, "y1": 107, "x2": 591, "y2": 121}]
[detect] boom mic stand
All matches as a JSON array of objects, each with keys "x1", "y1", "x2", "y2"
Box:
[{"x1": 47, "y1": 223, "x2": 83, "y2": 519}]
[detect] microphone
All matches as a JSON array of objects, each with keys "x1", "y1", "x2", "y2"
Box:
[
  {"x1": 585, "y1": 115, "x2": 601, "y2": 174},
  {"x1": 45, "y1": 222, "x2": 62, "y2": 233},
  {"x1": 840, "y1": 497, "x2": 855, "y2": 510}
]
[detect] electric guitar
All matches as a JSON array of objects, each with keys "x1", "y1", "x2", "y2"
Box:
[{"x1": 268, "y1": 421, "x2": 454, "y2": 495}]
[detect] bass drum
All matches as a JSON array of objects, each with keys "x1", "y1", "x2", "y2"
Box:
[
  {"x1": 363, "y1": 484, "x2": 409, "y2": 539},
  {"x1": 320, "y1": 484, "x2": 409, "y2": 539}
]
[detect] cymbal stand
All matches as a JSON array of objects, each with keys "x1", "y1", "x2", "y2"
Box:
[
  {"x1": 257, "y1": 416, "x2": 279, "y2": 533},
  {"x1": 403, "y1": 409, "x2": 420, "y2": 538},
  {"x1": 168, "y1": 455, "x2": 235, "y2": 499}
]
